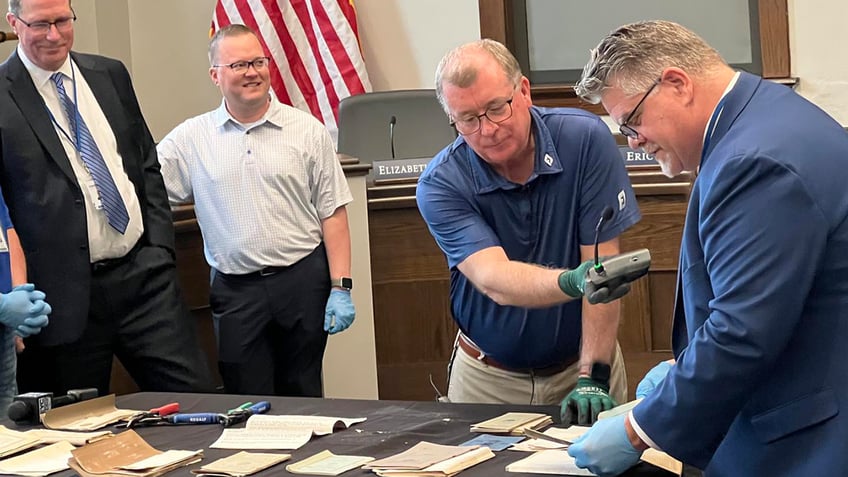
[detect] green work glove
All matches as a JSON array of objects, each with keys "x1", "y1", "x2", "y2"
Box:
[
  {"x1": 560, "y1": 376, "x2": 617, "y2": 426},
  {"x1": 557, "y1": 260, "x2": 593, "y2": 298}
]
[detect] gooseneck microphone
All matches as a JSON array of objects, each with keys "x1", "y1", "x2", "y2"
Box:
[
  {"x1": 8, "y1": 388, "x2": 99, "y2": 424},
  {"x1": 389, "y1": 115, "x2": 397, "y2": 159},
  {"x1": 593, "y1": 206, "x2": 615, "y2": 274}
]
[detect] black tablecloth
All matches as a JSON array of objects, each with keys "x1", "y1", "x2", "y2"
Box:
[{"x1": 8, "y1": 392, "x2": 676, "y2": 476}]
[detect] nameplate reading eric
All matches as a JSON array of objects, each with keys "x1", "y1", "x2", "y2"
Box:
[
  {"x1": 619, "y1": 146, "x2": 658, "y2": 166},
  {"x1": 373, "y1": 157, "x2": 431, "y2": 182}
]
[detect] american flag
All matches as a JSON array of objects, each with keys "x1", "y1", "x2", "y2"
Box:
[{"x1": 212, "y1": 0, "x2": 372, "y2": 141}]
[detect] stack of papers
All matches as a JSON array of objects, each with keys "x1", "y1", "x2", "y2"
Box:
[
  {"x1": 363, "y1": 441, "x2": 494, "y2": 477},
  {"x1": 0, "y1": 425, "x2": 42, "y2": 458},
  {"x1": 470, "y1": 412, "x2": 552, "y2": 435},
  {"x1": 68, "y1": 429, "x2": 202, "y2": 477},
  {"x1": 0, "y1": 441, "x2": 75, "y2": 477}
]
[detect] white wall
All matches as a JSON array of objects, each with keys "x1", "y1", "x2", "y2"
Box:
[{"x1": 788, "y1": 0, "x2": 848, "y2": 125}]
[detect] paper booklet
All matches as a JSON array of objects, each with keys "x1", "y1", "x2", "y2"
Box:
[
  {"x1": 286, "y1": 449, "x2": 375, "y2": 476},
  {"x1": 0, "y1": 424, "x2": 42, "y2": 458},
  {"x1": 470, "y1": 412, "x2": 552, "y2": 435},
  {"x1": 41, "y1": 394, "x2": 140, "y2": 431},
  {"x1": 364, "y1": 441, "x2": 494, "y2": 477},
  {"x1": 210, "y1": 414, "x2": 366, "y2": 450},
  {"x1": 69, "y1": 429, "x2": 202, "y2": 477},
  {"x1": 191, "y1": 451, "x2": 291, "y2": 477},
  {"x1": 0, "y1": 440, "x2": 75, "y2": 477}
]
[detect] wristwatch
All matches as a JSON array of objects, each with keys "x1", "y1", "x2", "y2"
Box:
[{"x1": 331, "y1": 277, "x2": 353, "y2": 291}]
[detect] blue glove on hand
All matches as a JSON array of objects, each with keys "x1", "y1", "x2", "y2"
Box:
[
  {"x1": 568, "y1": 413, "x2": 643, "y2": 477},
  {"x1": 324, "y1": 289, "x2": 355, "y2": 334},
  {"x1": 0, "y1": 284, "x2": 50, "y2": 330},
  {"x1": 16, "y1": 312, "x2": 50, "y2": 338},
  {"x1": 636, "y1": 360, "x2": 673, "y2": 399}
]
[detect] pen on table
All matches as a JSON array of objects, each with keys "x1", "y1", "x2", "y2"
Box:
[{"x1": 523, "y1": 428, "x2": 572, "y2": 447}]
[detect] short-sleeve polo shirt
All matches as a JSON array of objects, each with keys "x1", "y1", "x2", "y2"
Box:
[{"x1": 417, "y1": 106, "x2": 640, "y2": 368}]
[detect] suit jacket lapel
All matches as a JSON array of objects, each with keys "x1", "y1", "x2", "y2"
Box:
[{"x1": 5, "y1": 51, "x2": 76, "y2": 181}]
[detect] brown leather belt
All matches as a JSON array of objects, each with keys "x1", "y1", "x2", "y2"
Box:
[{"x1": 457, "y1": 334, "x2": 578, "y2": 377}]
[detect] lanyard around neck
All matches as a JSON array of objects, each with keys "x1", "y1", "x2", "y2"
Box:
[{"x1": 46, "y1": 64, "x2": 83, "y2": 152}]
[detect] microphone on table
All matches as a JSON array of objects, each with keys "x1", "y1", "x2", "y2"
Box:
[
  {"x1": 8, "y1": 388, "x2": 99, "y2": 424},
  {"x1": 584, "y1": 206, "x2": 652, "y2": 304}
]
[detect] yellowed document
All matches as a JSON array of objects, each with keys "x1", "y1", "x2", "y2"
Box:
[
  {"x1": 42, "y1": 394, "x2": 140, "y2": 431},
  {"x1": 364, "y1": 442, "x2": 477, "y2": 470},
  {"x1": 210, "y1": 428, "x2": 313, "y2": 450},
  {"x1": 0, "y1": 424, "x2": 41, "y2": 458},
  {"x1": 191, "y1": 451, "x2": 291, "y2": 477},
  {"x1": 24, "y1": 428, "x2": 112, "y2": 446},
  {"x1": 0, "y1": 440, "x2": 75, "y2": 477},
  {"x1": 245, "y1": 415, "x2": 366, "y2": 436},
  {"x1": 286, "y1": 449, "x2": 374, "y2": 476}
]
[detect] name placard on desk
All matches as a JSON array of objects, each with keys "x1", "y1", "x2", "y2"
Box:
[
  {"x1": 373, "y1": 157, "x2": 432, "y2": 182},
  {"x1": 619, "y1": 147, "x2": 657, "y2": 166}
]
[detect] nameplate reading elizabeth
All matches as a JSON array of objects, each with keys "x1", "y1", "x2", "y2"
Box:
[
  {"x1": 619, "y1": 146, "x2": 658, "y2": 166},
  {"x1": 373, "y1": 157, "x2": 431, "y2": 182}
]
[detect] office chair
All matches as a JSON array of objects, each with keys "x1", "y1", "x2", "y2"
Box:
[{"x1": 337, "y1": 89, "x2": 457, "y2": 163}]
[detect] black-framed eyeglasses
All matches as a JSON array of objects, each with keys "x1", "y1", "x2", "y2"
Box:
[
  {"x1": 450, "y1": 92, "x2": 515, "y2": 135},
  {"x1": 15, "y1": 9, "x2": 76, "y2": 34},
  {"x1": 619, "y1": 79, "x2": 661, "y2": 140},
  {"x1": 213, "y1": 57, "x2": 271, "y2": 74}
]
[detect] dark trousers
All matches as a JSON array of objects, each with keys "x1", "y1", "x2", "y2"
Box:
[
  {"x1": 17, "y1": 245, "x2": 215, "y2": 396},
  {"x1": 211, "y1": 244, "x2": 329, "y2": 397}
]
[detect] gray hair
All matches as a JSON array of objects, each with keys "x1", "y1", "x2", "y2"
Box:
[
  {"x1": 7, "y1": 0, "x2": 21, "y2": 15},
  {"x1": 8, "y1": 0, "x2": 72, "y2": 16},
  {"x1": 209, "y1": 23, "x2": 256, "y2": 65},
  {"x1": 434, "y1": 38, "x2": 522, "y2": 114},
  {"x1": 575, "y1": 20, "x2": 726, "y2": 104}
]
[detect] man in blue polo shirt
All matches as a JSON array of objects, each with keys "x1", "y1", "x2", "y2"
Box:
[{"x1": 417, "y1": 39, "x2": 640, "y2": 425}]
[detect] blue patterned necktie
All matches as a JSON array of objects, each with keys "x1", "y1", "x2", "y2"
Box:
[{"x1": 50, "y1": 72, "x2": 129, "y2": 234}]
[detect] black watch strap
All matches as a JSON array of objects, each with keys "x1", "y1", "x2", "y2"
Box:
[{"x1": 590, "y1": 362, "x2": 612, "y2": 387}]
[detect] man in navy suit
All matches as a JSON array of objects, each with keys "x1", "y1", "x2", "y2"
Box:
[
  {"x1": 0, "y1": 0, "x2": 213, "y2": 396},
  {"x1": 567, "y1": 20, "x2": 848, "y2": 476}
]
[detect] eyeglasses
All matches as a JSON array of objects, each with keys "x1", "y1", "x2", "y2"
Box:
[
  {"x1": 15, "y1": 10, "x2": 76, "y2": 34},
  {"x1": 619, "y1": 79, "x2": 661, "y2": 140},
  {"x1": 213, "y1": 57, "x2": 271, "y2": 74},
  {"x1": 450, "y1": 92, "x2": 515, "y2": 135}
]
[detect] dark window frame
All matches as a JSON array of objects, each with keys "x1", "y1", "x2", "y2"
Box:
[{"x1": 478, "y1": 0, "x2": 790, "y2": 114}]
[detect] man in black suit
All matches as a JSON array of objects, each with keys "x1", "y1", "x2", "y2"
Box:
[{"x1": 0, "y1": 0, "x2": 213, "y2": 396}]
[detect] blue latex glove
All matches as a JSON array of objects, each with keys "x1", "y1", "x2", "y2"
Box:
[
  {"x1": 324, "y1": 289, "x2": 355, "y2": 334},
  {"x1": 16, "y1": 313, "x2": 50, "y2": 337},
  {"x1": 568, "y1": 413, "x2": 643, "y2": 477},
  {"x1": 0, "y1": 285, "x2": 48, "y2": 329},
  {"x1": 636, "y1": 360, "x2": 673, "y2": 399}
]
